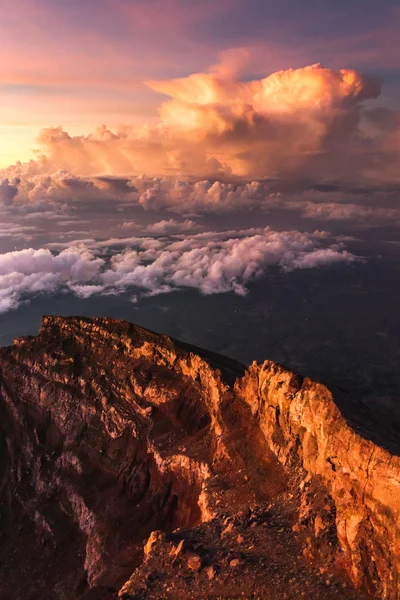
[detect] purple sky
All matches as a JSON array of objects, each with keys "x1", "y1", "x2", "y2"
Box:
[{"x1": 1, "y1": 0, "x2": 399, "y2": 166}]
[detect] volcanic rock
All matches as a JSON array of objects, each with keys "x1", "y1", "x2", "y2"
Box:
[{"x1": 0, "y1": 316, "x2": 399, "y2": 599}]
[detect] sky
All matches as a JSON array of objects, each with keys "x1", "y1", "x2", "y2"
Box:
[
  {"x1": 0, "y1": 0, "x2": 399, "y2": 319},
  {"x1": 1, "y1": 0, "x2": 400, "y2": 166}
]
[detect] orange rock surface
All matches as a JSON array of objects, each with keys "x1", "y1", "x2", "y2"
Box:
[{"x1": 0, "y1": 316, "x2": 398, "y2": 599}]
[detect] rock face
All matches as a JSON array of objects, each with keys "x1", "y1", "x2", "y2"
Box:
[
  {"x1": 0, "y1": 316, "x2": 399, "y2": 599},
  {"x1": 236, "y1": 363, "x2": 400, "y2": 599}
]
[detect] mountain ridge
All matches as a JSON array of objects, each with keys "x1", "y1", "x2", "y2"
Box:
[{"x1": 0, "y1": 315, "x2": 399, "y2": 599}]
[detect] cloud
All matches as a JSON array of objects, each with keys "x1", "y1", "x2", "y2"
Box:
[
  {"x1": 23, "y1": 62, "x2": 390, "y2": 185},
  {"x1": 287, "y1": 247, "x2": 356, "y2": 270},
  {"x1": 0, "y1": 223, "x2": 38, "y2": 240},
  {"x1": 0, "y1": 58, "x2": 398, "y2": 221},
  {"x1": 0, "y1": 163, "x2": 397, "y2": 243},
  {"x1": 118, "y1": 218, "x2": 202, "y2": 235},
  {"x1": 302, "y1": 201, "x2": 400, "y2": 223},
  {"x1": 0, "y1": 161, "x2": 282, "y2": 215},
  {"x1": 134, "y1": 178, "x2": 276, "y2": 212},
  {"x1": 0, "y1": 59, "x2": 397, "y2": 240},
  {"x1": 0, "y1": 227, "x2": 357, "y2": 313},
  {"x1": 0, "y1": 166, "x2": 105, "y2": 204},
  {"x1": 145, "y1": 218, "x2": 201, "y2": 234},
  {"x1": 0, "y1": 247, "x2": 104, "y2": 311}
]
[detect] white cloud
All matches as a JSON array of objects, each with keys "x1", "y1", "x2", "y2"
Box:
[
  {"x1": 0, "y1": 247, "x2": 104, "y2": 311},
  {"x1": 0, "y1": 228, "x2": 357, "y2": 313},
  {"x1": 287, "y1": 247, "x2": 355, "y2": 270},
  {"x1": 145, "y1": 218, "x2": 201, "y2": 234},
  {"x1": 68, "y1": 283, "x2": 108, "y2": 298}
]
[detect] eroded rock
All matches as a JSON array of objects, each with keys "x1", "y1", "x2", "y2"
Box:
[{"x1": 0, "y1": 316, "x2": 398, "y2": 599}]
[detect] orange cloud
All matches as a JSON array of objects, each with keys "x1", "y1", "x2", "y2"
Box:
[{"x1": 5, "y1": 59, "x2": 399, "y2": 185}]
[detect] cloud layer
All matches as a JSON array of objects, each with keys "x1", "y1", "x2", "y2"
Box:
[
  {"x1": 0, "y1": 60, "x2": 398, "y2": 242},
  {"x1": 0, "y1": 228, "x2": 356, "y2": 313}
]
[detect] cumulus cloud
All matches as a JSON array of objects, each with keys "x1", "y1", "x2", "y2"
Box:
[
  {"x1": 1, "y1": 60, "x2": 391, "y2": 184},
  {"x1": 0, "y1": 162, "x2": 284, "y2": 216},
  {"x1": 0, "y1": 247, "x2": 104, "y2": 311},
  {"x1": 22, "y1": 61, "x2": 393, "y2": 184},
  {"x1": 0, "y1": 227, "x2": 357, "y2": 313},
  {"x1": 133, "y1": 178, "x2": 277, "y2": 212},
  {"x1": 0, "y1": 58, "x2": 399, "y2": 235},
  {"x1": 0, "y1": 167, "x2": 115, "y2": 205},
  {"x1": 145, "y1": 218, "x2": 201, "y2": 234},
  {"x1": 0, "y1": 160, "x2": 284, "y2": 217}
]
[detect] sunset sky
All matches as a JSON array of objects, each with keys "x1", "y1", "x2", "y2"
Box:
[
  {"x1": 0, "y1": 0, "x2": 400, "y2": 322},
  {"x1": 1, "y1": 0, "x2": 400, "y2": 167}
]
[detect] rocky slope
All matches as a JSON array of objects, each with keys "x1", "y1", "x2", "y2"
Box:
[{"x1": 0, "y1": 316, "x2": 399, "y2": 599}]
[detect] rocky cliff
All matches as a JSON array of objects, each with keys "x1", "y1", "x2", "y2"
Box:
[{"x1": 0, "y1": 316, "x2": 399, "y2": 600}]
